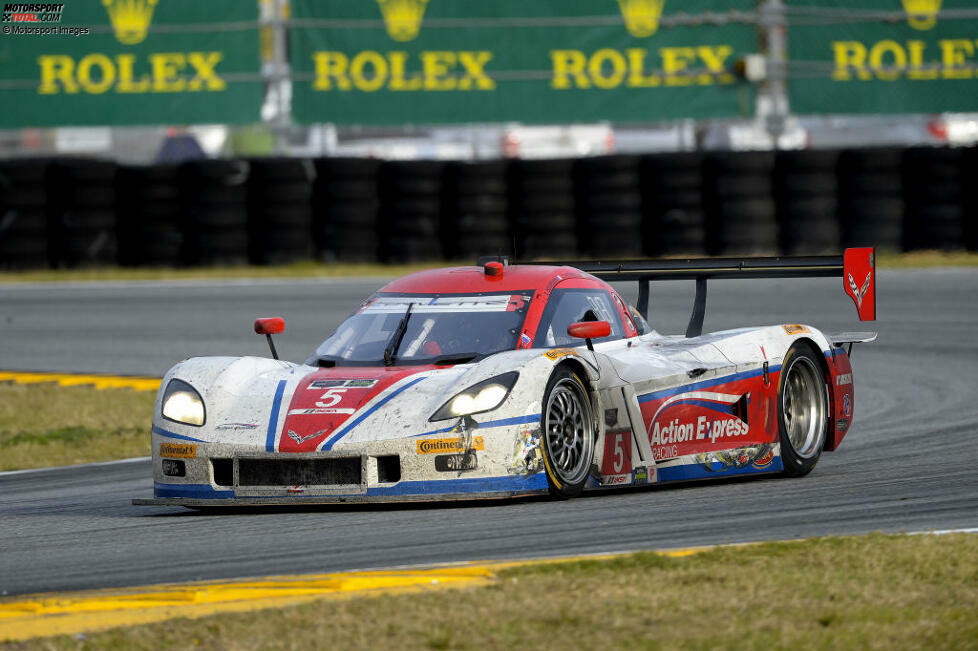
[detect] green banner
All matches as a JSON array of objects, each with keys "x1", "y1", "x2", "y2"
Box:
[
  {"x1": 290, "y1": 0, "x2": 757, "y2": 125},
  {"x1": 0, "y1": 1, "x2": 262, "y2": 127},
  {"x1": 787, "y1": 0, "x2": 978, "y2": 114}
]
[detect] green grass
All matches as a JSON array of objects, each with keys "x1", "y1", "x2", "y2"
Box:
[
  {"x1": 8, "y1": 533, "x2": 977, "y2": 650},
  {"x1": 0, "y1": 383, "x2": 154, "y2": 471},
  {"x1": 0, "y1": 251, "x2": 975, "y2": 284}
]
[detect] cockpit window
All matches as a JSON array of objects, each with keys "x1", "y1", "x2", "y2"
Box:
[
  {"x1": 628, "y1": 305, "x2": 653, "y2": 335},
  {"x1": 308, "y1": 292, "x2": 532, "y2": 366},
  {"x1": 534, "y1": 288, "x2": 623, "y2": 347}
]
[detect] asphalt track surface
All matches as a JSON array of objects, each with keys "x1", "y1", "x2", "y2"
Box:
[{"x1": 1, "y1": 268, "x2": 977, "y2": 597}]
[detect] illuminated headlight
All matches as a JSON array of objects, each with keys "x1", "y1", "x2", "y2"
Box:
[
  {"x1": 161, "y1": 379, "x2": 206, "y2": 426},
  {"x1": 430, "y1": 372, "x2": 518, "y2": 422}
]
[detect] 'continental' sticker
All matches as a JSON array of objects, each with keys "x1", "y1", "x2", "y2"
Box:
[
  {"x1": 782, "y1": 324, "x2": 811, "y2": 335},
  {"x1": 544, "y1": 348, "x2": 578, "y2": 360},
  {"x1": 416, "y1": 436, "x2": 485, "y2": 455},
  {"x1": 159, "y1": 442, "x2": 197, "y2": 459}
]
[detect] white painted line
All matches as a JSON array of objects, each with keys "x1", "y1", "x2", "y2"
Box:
[
  {"x1": 907, "y1": 527, "x2": 978, "y2": 536},
  {"x1": 0, "y1": 457, "x2": 151, "y2": 477}
]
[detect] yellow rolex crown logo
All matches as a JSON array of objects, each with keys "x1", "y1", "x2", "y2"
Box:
[
  {"x1": 901, "y1": 0, "x2": 941, "y2": 30},
  {"x1": 617, "y1": 0, "x2": 666, "y2": 38},
  {"x1": 102, "y1": 0, "x2": 159, "y2": 44},
  {"x1": 377, "y1": 0, "x2": 429, "y2": 42}
]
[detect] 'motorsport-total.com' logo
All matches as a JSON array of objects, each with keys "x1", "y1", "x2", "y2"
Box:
[{"x1": 2, "y1": 3, "x2": 64, "y2": 23}]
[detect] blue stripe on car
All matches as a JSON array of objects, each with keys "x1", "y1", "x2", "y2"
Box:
[
  {"x1": 265, "y1": 379, "x2": 287, "y2": 452},
  {"x1": 637, "y1": 365, "x2": 782, "y2": 404},
  {"x1": 151, "y1": 425, "x2": 206, "y2": 443}
]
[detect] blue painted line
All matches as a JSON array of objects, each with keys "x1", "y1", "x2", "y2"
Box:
[
  {"x1": 413, "y1": 413, "x2": 541, "y2": 438},
  {"x1": 266, "y1": 380, "x2": 287, "y2": 452},
  {"x1": 656, "y1": 457, "x2": 783, "y2": 482},
  {"x1": 151, "y1": 425, "x2": 206, "y2": 443},
  {"x1": 154, "y1": 482, "x2": 234, "y2": 499},
  {"x1": 322, "y1": 376, "x2": 427, "y2": 451},
  {"x1": 638, "y1": 365, "x2": 782, "y2": 404}
]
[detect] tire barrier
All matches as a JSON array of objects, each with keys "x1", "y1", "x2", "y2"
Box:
[
  {"x1": 313, "y1": 158, "x2": 382, "y2": 262},
  {"x1": 0, "y1": 146, "x2": 973, "y2": 269},
  {"x1": 839, "y1": 147, "x2": 904, "y2": 250},
  {"x1": 49, "y1": 160, "x2": 118, "y2": 268},
  {"x1": 442, "y1": 160, "x2": 511, "y2": 261},
  {"x1": 641, "y1": 152, "x2": 707, "y2": 256},
  {"x1": 0, "y1": 159, "x2": 52, "y2": 269},
  {"x1": 379, "y1": 160, "x2": 445, "y2": 263},
  {"x1": 704, "y1": 151, "x2": 778, "y2": 255},
  {"x1": 510, "y1": 158, "x2": 578, "y2": 259},
  {"x1": 576, "y1": 155, "x2": 643, "y2": 258},
  {"x1": 181, "y1": 160, "x2": 250, "y2": 266},
  {"x1": 247, "y1": 158, "x2": 315, "y2": 265},
  {"x1": 116, "y1": 164, "x2": 184, "y2": 267},
  {"x1": 774, "y1": 150, "x2": 841, "y2": 255},
  {"x1": 902, "y1": 147, "x2": 964, "y2": 251}
]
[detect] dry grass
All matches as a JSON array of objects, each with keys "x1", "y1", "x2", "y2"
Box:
[
  {"x1": 10, "y1": 533, "x2": 978, "y2": 650},
  {"x1": 0, "y1": 252, "x2": 975, "y2": 285},
  {"x1": 0, "y1": 383, "x2": 154, "y2": 470}
]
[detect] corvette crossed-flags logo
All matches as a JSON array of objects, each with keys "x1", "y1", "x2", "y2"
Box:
[{"x1": 848, "y1": 272, "x2": 872, "y2": 308}]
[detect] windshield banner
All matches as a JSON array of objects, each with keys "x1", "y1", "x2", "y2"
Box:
[
  {"x1": 362, "y1": 295, "x2": 523, "y2": 314},
  {"x1": 0, "y1": 0, "x2": 262, "y2": 127},
  {"x1": 289, "y1": 0, "x2": 757, "y2": 124}
]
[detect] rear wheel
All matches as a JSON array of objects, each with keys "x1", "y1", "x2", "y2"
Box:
[
  {"x1": 541, "y1": 367, "x2": 595, "y2": 498},
  {"x1": 778, "y1": 345, "x2": 829, "y2": 477}
]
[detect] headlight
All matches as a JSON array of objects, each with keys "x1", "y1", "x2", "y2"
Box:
[
  {"x1": 430, "y1": 372, "x2": 518, "y2": 422},
  {"x1": 161, "y1": 379, "x2": 206, "y2": 426}
]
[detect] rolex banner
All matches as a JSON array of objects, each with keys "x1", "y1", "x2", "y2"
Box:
[
  {"x1": 0, "y1": 0, "x2": 262, "y2": 127},
  {"x1": 787, "y1": 0, "x2": 978, "y2": 114},
  {"x1": 290, "y1": 0, "x2": 757, "y2": 125}
]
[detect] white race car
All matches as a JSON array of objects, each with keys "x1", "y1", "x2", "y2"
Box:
[{"x1": 134, "y1": 249, "x2": 877, "y2": 507}]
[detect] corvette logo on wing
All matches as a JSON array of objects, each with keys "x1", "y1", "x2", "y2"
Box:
[{"x1": 848, "y1": 271, "x2": 872, "y2": 308}]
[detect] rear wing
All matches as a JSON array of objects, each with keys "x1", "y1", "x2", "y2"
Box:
[{"x1": 489, "y1": 247, "x2": 876, "y2": 338}]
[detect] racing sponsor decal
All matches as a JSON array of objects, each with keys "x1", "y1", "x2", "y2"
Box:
[
  {"x1": 696, "y1": 444, "x2": 775, "y2": 472},
  {"x1": 836, "y1": 373, "x2": 852, "y2": 386},
  {"x1": 640, "y1": 371, "x2": 777, "y2": 461},
  {"x1": 434, "y1": 451, "x2": 478, "y2": 472},
  {"x1": 279, "y1": 366, "x2": 435, "y2": 453},
  {"x1": 843, "y1": 393, "x2": 851, "y2": 417},
  {"x1": 632, "y1": 466, "x2": 655, "y2": 485},
  {"x1": 511, "y1": 426, "x2": 543, "y2": 474},
  {"x1": 159, "y1": 442, "x2": 196, "y2": 459},
  {"x1": 604, "y1": 408, "x2": 618, "y2": 427},
  {"x1": 601, "y1": 430, "x2": 631, "y2": 477},
  {"x1": 519, "y1": 332, "x2": 532, "y2": 348},
  {"x1": 417, "y1": 436, "x2": 485, "y2": 455},
  {"x1": 544, "y1": 348, "x2": 578, "y2": 361},
  {"x1": 836, "y1": 417, "x2": 849, "y2": 433},
  {"x1": 601, "y1": 473, "x2": 630, "y2": 486},
  {"x1": 782, "y1": 324, "x2": 811, "y2": 335},
  {"x1": 214, "y1": 422, "x2": 259, "y2": 431},
  {"x1": 751, "y1": 446, "x2": 776, "y2": 469}
]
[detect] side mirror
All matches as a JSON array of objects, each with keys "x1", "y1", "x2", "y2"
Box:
[
  {"x1": 567, "y1": 320, "x2": 611, "y2": 352},
  {"x1": 254, "y1": 317, "x2": 285, "y2": 359}
]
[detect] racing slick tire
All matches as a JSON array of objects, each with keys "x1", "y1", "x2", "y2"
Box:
[
  {"x1": 541, "y1": 367, "x2": 596, "y2": 499},
  {"x1": 778, "y1": 344, "x2": 829, "y2": 477}
]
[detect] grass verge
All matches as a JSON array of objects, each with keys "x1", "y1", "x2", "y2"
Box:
[
  {"x1": 0, "y1": 251, "x2": 975, "y2": 284},
  {"x1": 0, "y1": 383, "x2": 153, "y2": 471},
  {"x1": 6, "y1": 533, "x2": 976, "y2": 650}
]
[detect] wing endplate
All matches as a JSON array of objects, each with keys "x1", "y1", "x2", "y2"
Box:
[{"x1": 843, "y1": 247, "x2": 876, "y2": 321}]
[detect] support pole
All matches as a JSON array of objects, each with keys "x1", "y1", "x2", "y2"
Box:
[
  {"x1": 637, "y1": 279, "x2": 650, "y2": 319},
  {"x1": 685, "y1": 277, "x2": 707, "y2": 338}
]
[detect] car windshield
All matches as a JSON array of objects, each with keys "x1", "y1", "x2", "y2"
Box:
[{"x1": 309, "y1": 292, "x2": 533, "y2": 366}]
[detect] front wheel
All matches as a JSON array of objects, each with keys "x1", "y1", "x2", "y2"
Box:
[
  {"x1": 541, "y1": 367, "x2": 595, "y2": 498},
  {"x1": 778, "y1": 344, "x2": 829, "y2": 477}
]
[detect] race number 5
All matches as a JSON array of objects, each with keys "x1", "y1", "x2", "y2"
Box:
[
  {"x1": 601, "y1": 430, "x2": 631, "y2": 476},
  {"x1": 315, "y1": 388, "x2": 348, "y2": 408}
]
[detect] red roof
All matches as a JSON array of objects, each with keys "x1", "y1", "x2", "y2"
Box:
[{"x1": 379, "y1": 265, "x2": 601, "y2": 294}]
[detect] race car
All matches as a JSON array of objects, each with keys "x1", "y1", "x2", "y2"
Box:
[{"x1": 133, "y1": 248, "x2": 877, "y2": 507}]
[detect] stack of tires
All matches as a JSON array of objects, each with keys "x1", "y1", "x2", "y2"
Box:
[
  {"x1": 509, "y1": 159, "x2": 578, "y2": 260},
  {"x1": 442, "y1": 161, "x2": 510, "y2": 261},
  {"x1": 964, "y1": 147, "x2": 978, "y2": 252},
  {"x1": 640, "y1": 153, "x2": 707, "y2": 255},
  {"x1": 116, "y1": 165, "x2": 184, "y2": 266},
  {"x1": 575, "y1": 156, "x2": 643, "y2": 258},
  {"x1": 774, "y1": 150, "x2": 841, "y2": 255},
  {"x1": 49, "y1": 160, "x2": 117, "y2": 268},
  {"x1": 247, "y1": 158, "x2": 315, "y2": 265},
  {"x1": 838, "y1": 148, "x2": 904, "y2": 250},
  {"x1": 379, "y1": 161, "x2": 444, "y2": 263},
  {"x1": 180, "y1": 160, "x2": 250, "y2": 266},
  {"x1": 313, "y1": 158, "x2": 382, "y2": 262},
  {"x1": 0, "y1": 160, "x2": 52, "y2": 269},
  {"x1": 703, "y1": 152, "x2": 778, "y2": 255},
  {"x1": 902, "y1": 147, "x2": 964, "y2": 251}
]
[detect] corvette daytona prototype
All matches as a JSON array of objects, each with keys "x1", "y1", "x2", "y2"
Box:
[{"x1": 134, "y1": 248, "x2": 877, "y2": 507}]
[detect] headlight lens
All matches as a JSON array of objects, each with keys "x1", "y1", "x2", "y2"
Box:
[
  {"x1": 430, "y1": 372, "x2": 518, "y2": 422},
  {"x1": 161, "y1": 379, "x2": 205, "y2": 426}
]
